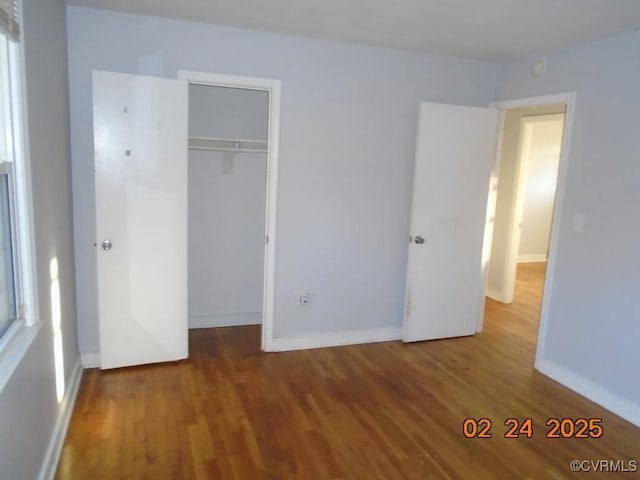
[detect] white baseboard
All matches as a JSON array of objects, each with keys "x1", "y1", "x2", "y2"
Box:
[
  {"x1": 486, "y1": 288, "x2": 512, "y2": 303},
  {"x1": 267, "y1": 326, "x2": 402, "y2": 352},
  {"x1": 518, "y1": 254, "x2": 547, "y2": 263},
  {"x1": 80, "y1": 351, "x2": 100, "y2": 368},
  {"x1": 189, "y1": 312, "x2": 262, "y2": 329},
  {"x1": 38, "y1": 356, "x2": 83, "y2": 480},
  {"x1": 536, "y1": 357, "x2": 640, "y2": 428}
]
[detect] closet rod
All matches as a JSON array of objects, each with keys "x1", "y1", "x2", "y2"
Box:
[
  {"x1": 188, "y1": 146, "x2": 267, "y2": 153},
  {"x1": 188, "y1": 136, "x2": 267, "y2": 153}
]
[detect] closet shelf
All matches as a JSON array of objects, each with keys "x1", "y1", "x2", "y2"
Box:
[{"x1": 188, "y1": 136, "x2": 268, "y2": 153}]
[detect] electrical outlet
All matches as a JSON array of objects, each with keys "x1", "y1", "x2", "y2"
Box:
[{"x1": 298, "y1": 291, "x2": 309, "y2": 305}]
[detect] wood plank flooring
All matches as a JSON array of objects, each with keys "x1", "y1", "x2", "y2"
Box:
[{"x1": 56, "y1": 263, "x2": 640, "y2": 479}]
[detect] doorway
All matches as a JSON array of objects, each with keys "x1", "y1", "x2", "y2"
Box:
[
  {"x1": 517, "y1": 113, "x2": 564, "y2": 265},
  {"x1": 187, "y1": 84, "x2": 268, "y2": 333},
  {"x1": 481, "y1": 94, "x2": 575, "y2": 363},
  {"x1": 402, "y1": 96, "x2": 574, "y2": 355},
  {"x1": 486, "y1": 107, "x2": 566, "y2": 304},
  {"x1": 179, "y1": 71, "x2": 281, "y2": 351}
]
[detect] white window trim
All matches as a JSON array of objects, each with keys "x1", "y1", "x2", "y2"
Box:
[
  {"x1": 0, "y1": 319, "x2": 42, "y2": 392},
  {"x1": 9, "y1": 19, "x2": 38, "y2": 327}
]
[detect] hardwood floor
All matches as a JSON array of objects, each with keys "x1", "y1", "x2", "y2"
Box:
[{"x1": 56, "y1": 263, "x2": 640, "y2": 479}]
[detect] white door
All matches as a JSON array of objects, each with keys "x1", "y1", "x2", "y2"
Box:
[
  {"x1": 94, "y1": 70, "x2": 188, "y2": 369},
  {"x1": 403, "y1": 102, "x2": 499, "y2": 342}
]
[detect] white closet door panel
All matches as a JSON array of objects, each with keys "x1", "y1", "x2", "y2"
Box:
[{"x1": 94, "y1": 70, "x2": 188, "y2": 369}]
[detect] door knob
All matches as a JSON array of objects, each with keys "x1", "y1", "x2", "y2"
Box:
[
  {"x1": 101, "y1": 240, "x2": 113, "y2": 251},
  {"x1": 414, "y1": 235, "x2": 425, "y2": 244}
]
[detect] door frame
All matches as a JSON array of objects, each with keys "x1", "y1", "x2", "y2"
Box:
[
  {"x1": 480, "y1": 92, "x2": 576, "y2": 367},
  {"x1": 178, "y1": 70, "x2": 281, "y2": 352}
]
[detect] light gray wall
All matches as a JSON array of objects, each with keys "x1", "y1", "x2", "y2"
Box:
[
  {"x1": 188, "y1": 85, "x2": 267, "y2": 327},
  {"x1": 518, "y1": 115, "x2": 563, "y2": 259},
  {"x1": 66, "y1": 6, "x2": 496, "y2": 349},
  {"x1": 0, "y1": 0, "x2": 79, "y2": 478},
  {"x1": 487, "y1": 105, "x2": 564, "y2": 297},
  {"x1": 496, "y1": 30, "x2": 640, "y2": 405}
]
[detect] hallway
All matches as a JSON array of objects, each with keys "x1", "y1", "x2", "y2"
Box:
[{"x1": 484, "y1": 262, "x2": 547, "y2": 350}]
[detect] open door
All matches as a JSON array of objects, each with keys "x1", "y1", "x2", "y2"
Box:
[
  {"x1": 93, "y1": 70, "x2": 188, "y2": 369},
  {"x1": 403, "y1": 102, "x2": 498, "y2": 342}
]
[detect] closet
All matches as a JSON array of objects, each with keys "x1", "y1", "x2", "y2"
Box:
[{"x1": 187, "y1": 84, "x2": 269, "y2": 329}]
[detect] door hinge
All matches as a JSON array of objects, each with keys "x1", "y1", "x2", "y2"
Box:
[
  {"x1": 265, "y1": 234, "x2": 269, "y2": 244},
  {"x1": 18, "y1": 304, "x2": 27, "y2": 320}
]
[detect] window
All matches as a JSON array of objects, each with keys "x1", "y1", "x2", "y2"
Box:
[
  {"x1": 0, "y1": 0, "x2": 30, "y2": 343},
  {"x1": 0, "y1": 161, "x2": 17, "y2": 337}
]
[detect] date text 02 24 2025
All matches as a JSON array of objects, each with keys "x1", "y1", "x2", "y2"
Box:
[{"x1": 462, "y1": 418, "x2": 604, "y2": 439}]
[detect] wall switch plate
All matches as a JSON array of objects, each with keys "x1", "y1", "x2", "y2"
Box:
[{"x1": 298, "y1": 291, "x2": 309, "y2": 305}]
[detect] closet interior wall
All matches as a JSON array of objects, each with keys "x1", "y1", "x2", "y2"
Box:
[{"x1": 188, "y1": 84, "x2": 269, "y2": 328}]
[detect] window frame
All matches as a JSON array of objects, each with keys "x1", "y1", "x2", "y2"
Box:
[
  {"x1": 0, "y1": 0, "x2": 41, "y2": 394},
  {"x1": 0, "y1": 160, "x2": 20, "y2": 338}
]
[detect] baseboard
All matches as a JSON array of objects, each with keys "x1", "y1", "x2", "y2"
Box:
[
  {"x1": 486, "y1": 288, "x2": 511, "y2": 303},
  {"x1": 80, "y1": 351, "x2": 100, "y2": 368},
  {"x1": 518, "y1": 254, "x2": 547, "y2": 263},
  {"x1": 189, "y1": 312, "x2": 262, "y2": 329},
  {"x1": 536, "y1": 357, "x2": 640, "y2": 428},
  {"x1": 38, "y1": 356, "x2": 83, "y2": 480},
  {"x1": 267, "y1": 326, "x2": 402, "y2": 352}
]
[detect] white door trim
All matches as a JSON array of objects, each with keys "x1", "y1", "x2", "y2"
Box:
[
  {"x1": 486, "y1": 92, "x2": 577, "y2": 368},
  {"x1": 178, "y1": 70, "x2": 281, "y2": 352}
]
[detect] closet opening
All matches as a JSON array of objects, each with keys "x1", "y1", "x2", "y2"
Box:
[{"x1": 181, "y1": 71, "x2": 281, "y2": 350}]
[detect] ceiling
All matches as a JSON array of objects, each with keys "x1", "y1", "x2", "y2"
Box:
[{"x1": 66, "y1": 0, "x2": 640, "y2": 60}]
